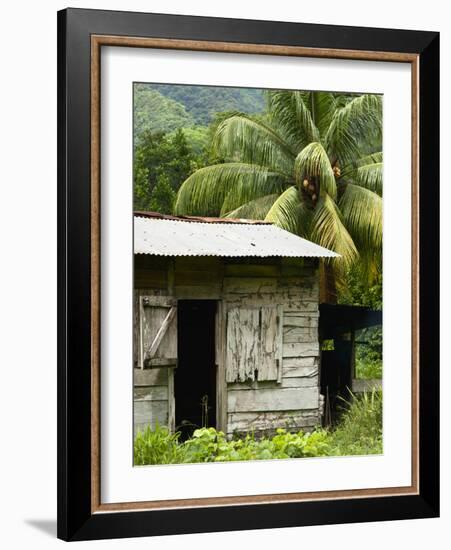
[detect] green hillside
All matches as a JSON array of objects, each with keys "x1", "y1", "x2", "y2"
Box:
[
  {"x1": 134, "y1": 84, "x2": 195, "y2": 140},
  {"x1": 146, "y1": 84, "x2": 266, "y2": 125}
]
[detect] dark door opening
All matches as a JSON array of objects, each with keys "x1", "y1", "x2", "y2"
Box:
[
  {"x1": 320, "y1": 339, "x2": 354, "y2": 425},
  {"x1": 175, "y1": 300, "x2": 217, "y2": 440}
]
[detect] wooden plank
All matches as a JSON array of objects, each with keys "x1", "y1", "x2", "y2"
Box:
[
  {"x1": 167, "y1": 368, "x2": 175, "y2": 431},
  {"x1": 134, "y1": 386, "x2": 168, "y2": 401},
  {"x1": 174, "y1": 285, "x2": 221, "y2": 299},
  {"x1": 134, "y1": 270, "x2": 167, "y2": 290},
  {"x1": 283, "y1": 326, "x2": 317, "y2": 343},
  {"x1": 283, "y1": 364, "x2": 319, "y2": 378},
  {"x1": 224, "y1": 295, "x2": 318, "y2": 311},
  {"x1": 167, "y1": 259, "x2": 174, "y2": 295},
  {"x1": 133, "y1": 292, "x2": 139, "y2": 367},
  {"x1": 352, "y1": 378, "x2": 382, "y2": 393},
  {"x1": 215, "y1": 301, "x2": 227, "y2": 432},
  {"x1": 281, "y1": 257, "x2": 305, "y2": 268},
  {"x1": 174, "y1": 257, "x2": 220, "y2": 271},
  {"x1": 283, "y1": 314, "x2": 319, "y2": 328},
  {"x1": 258, "y1": 306, "x2": 279, "y2": 381},
  {"x1": 223, "y1": 277, "x2": 277, "y2": 294},
  {"x1": 227, "y1": 377, "x2": 316, "y2": 390},
  {"x1": 227, "y1": 387, "x2": 319, "y2": 412},
  {"x1": 146, "y1": 358, "x2": 177, "y2": 367},
  {"x1": 227, "y1": 411, "x2": 320, "y2": 433},
  {"x1": 135, "y1": 255, "x2": 170, "y2": 271},
  {"x1": 142, "y1": 295, "x2": 176, "y2": 307},
  {"x1": 139, "y1": 296, "x2": 144, "y2": 369},
  {"x1": 281, "y1": 376, "x2": 318, "y2": 388},
  {"x1": 278, "y1": 285, "x2": 318, "y2": 302},
  {"x1": 227, "y1": 379, "x2": 279, "y2": 391},
  {"x1": 175, "y1": 270, "x2": 222, "y2": 286},
  {"x1": 148, "y1": 306, "x2": 176, "y2": 359},
  {"x1": 134, "y1": 367, "x2": 168, "y2": 386},
  {"x1": 283, "y1": 357, "x2": 318, "y2": 368},
  {"x1": 283, "y1": 342, "x2": 320, "y2": 358},
  {"x1": 224, "y1": 264, "x2": 280, "y2": 278},
  {"x1": 278, "y1": 276, "x2": 303, "y2": 287},
  {"x1": 277, "y1": 305, "x2": 284, "y2": 383},
  {"x1": 226, "y1": 307, "x2": 260, "y2": 382},
  {"x1": 134, "y1": 400, "x2": 168, "y2": 427}
]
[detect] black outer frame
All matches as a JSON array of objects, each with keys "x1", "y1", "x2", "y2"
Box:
[{"x1": 57, "y1": 8, "x2": 439, "y2": 541}]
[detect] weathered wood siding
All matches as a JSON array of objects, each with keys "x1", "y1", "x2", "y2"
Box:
[
  {"x1": 134, "y1": 255, "x2": 323, "y2": 437},
  {"x1": 223, "y1": 258, "x2": 322, "y2": 437},
  {"x1": 133, "y1": 258, "x2": 177, "y2": 435},
  {"x1": 133, "y1": 367, "x2": 170, "y2": 437}
]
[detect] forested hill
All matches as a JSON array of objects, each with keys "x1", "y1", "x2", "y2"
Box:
[{"x1": 144, "y1": 83, "x2": 266, "y2": 125}]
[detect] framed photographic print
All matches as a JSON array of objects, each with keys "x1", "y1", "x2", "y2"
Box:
[{"x1": 57, "y1": 8, "x2": 439, "y2": 541}]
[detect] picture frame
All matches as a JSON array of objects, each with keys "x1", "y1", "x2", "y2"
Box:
[{"x1": 57, "y1": 7, "x2": 439, "y2": 541}]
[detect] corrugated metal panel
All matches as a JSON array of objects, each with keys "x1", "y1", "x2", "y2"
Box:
[{"x1": 134, "y1": 216, "x2": 339, "y2": 258}]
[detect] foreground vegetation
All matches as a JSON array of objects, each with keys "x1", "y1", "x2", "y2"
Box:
[{"x1": 134, "y1": 390, "x2": 382, "y2": 466}]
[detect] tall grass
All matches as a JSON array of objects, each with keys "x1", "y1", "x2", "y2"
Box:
[{"x1": 327, "y1": 389, "x2": 382, "y2": 456}]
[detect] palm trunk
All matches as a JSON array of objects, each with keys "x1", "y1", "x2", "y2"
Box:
[{"x1": 319, "y1": 260, "x2": 337, "y2": 304}]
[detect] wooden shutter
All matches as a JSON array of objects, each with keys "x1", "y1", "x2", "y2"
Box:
[
  {"x1": 225, "y1": 305, "x2": 283, "y2": 383},
  {"x1": 139, "y1": 296, "x2": 177, "y2": 368},
  {"x1": 226, "y1": 307, "x2": 260, "y2": 382},
  {"x1": 258, "y1": 305, "x2": 283, "y2": 382}
]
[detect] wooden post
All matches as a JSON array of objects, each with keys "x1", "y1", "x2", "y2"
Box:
[
  {"x1": 215, "y1": 301, "x2": 227, "y2": 433},
  {"x1": 167, "y1": 367, "x2": 175, "y2": 432}
]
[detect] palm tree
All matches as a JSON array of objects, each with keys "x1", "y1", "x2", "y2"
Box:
[{"x1": 174, "y1": 91, "x2": 383, "y2": 302}]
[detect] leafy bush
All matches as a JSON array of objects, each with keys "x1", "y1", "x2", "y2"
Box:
[
  {"x1": 134, "y1": 426, "x2": 330, "y2": 465},
  {"x1": 181, "y1": 427, "x2": 330, "y2": 463},
  {"x1": 134, "y1": 390, "x2": 382, "y2": 465}
]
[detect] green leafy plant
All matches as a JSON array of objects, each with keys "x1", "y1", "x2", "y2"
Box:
[{"x1": 134, "y1": 423, "x2": 183, "y2": 465}]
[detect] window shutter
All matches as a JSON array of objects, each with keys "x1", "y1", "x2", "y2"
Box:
[
  {"x1": 226, "y1": 305, "x2": 283, "y2": 383},
  {"x1": 226, "y1": 307, "x2": 260, "y2": 382},
  {"x1": 139, "y1": 296, "x2": 177, "y2": 368},
  {"x1": 258, "y1": 305, "x2": 283, "y2": 382}
]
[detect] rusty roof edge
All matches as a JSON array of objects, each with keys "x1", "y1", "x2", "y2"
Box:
[{"x1": 134, "y1": 211, "x2": 272, "y2": 225}]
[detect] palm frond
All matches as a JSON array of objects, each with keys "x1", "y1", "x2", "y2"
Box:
[
  {"x1": 311, "y1": 193, "x2": 359, "y2": 268},
  {"x1": 219, "y1": 169, "x2": 288, "y2": 216},
  {"x1": 267, "y1": 90, "x2": 319, "y2": 151},
  {"x1": 310, "y1": 91, "x2": 339, "y2": 137},
  {"x1": 339, "y1": 183, "x2": 382, "y2": 257},
  {"x1": 324, "y1": 94, "x2": 383, "y2": 165},
  {"x1": 265, "y1": 186, "x2": 313, "y2": 237},
  {"x1": 294, "y1": 142, "x2": 337, "y2": 199},
  {"x1": 224, "y1": 194, "x2": 279, "y2": 220},
  {"x1": 341, "y1": 151, "x2": 383, "y2": 178},
  {"x1": 357, "y1": 151, "x2": 383, "y2": 166},
  {"x1": 213, "y1": 115, "x2": 296, "y2": 175},
  {"x1": 174, "y1": 163, "x2": 283, "y2": 216},
  {"x1": 352, "y1": 162, "x2": 383, "y2": 195}
]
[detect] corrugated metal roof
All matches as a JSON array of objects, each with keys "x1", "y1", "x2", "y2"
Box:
[
  {"x1": 134, "y1": 210, "x2": 271, "y2": 225},
  {"x1": 134, "y1": 214, "x2": 339, "y2": 258}
]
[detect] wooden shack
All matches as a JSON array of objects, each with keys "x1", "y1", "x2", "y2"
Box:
[{"x1": 133, "y1": 212, "x2": 337, "y2": 439}]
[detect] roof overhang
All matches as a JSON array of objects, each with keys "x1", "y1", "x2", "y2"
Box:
[{"x1": 134, "y1": 213, "x2": 339, "y2": 259}]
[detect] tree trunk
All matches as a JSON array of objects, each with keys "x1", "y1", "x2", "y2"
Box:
[{"x1": 319, "y1": 261, "x2": 337, "y2": 304}]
